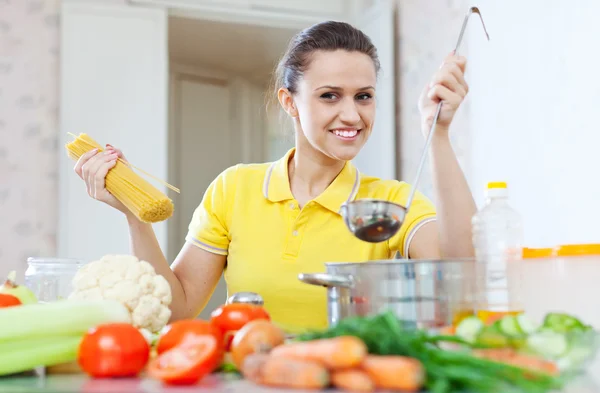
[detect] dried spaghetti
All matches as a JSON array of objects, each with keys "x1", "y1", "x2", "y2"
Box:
[{"x1": 65, "y1": 133, "x2": 177, "y2": 223}]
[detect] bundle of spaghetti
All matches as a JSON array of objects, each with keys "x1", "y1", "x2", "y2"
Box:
[{"x1": 65, "y1": 133, "x2": 177, "y2": 223}]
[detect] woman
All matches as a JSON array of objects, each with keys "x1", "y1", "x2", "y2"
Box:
[{"x1": 74, "y1": 21, "x2": 476, "y2": 334}]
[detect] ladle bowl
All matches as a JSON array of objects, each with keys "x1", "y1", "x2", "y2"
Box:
[{"x1": 340, "y1": 199, "x2": 407, "y2": 243}]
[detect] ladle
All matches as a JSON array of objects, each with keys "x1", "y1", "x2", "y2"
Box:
[{"x1": 340, "y1": 6, "x2": 490, "y2": 243}]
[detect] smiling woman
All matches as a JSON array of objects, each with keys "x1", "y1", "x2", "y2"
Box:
[{"x1": 73, "y1": 20, "x2": 477, "y2": 334}]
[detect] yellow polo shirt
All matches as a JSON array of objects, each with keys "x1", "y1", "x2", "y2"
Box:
[{"x1": 186, "y1": 148, "x2": 436, "y2": 334}]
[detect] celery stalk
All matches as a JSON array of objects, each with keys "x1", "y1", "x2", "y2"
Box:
[
  {"x1": 0, "y1": 335, "x2": 82, "y2": 376},
  {"x1": 0, "y1": 299, "x2": 131, "y2": 342}
]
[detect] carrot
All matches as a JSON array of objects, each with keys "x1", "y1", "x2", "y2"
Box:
[
  {"x1": 269, "y1": 336, "x2": 367, "y2": 369},
  {"x1": 361, "y1": 355, "x2": 425, "y2": 392},
  {"x1": 472, "y1": 348, "x2": 560, "y2": 376},
  {"x1": 438, "y1": 325, "x2": 456, "y2": 335},
  {"x1": 240, "y1": 353, "x2": 267, "y2": 383},
  {"x1": 331, "y1": 369, "x2": 375, "y2": 392},
  {"x1": 241, "y1": 353, "x2": 330, "y2": 390}
]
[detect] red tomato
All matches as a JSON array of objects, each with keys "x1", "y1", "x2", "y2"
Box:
[
  {"x1": 157, "y1": 319, "x2": 223, "y2": 355},
  {"x1": 210, "y1": 304, "x2": 270, "y2": 334},
  {"x1": 0, "y1": 293, "x2": 21, "y2": 308},
  {"x1": 147, "y1": 334, "x2": 221, "y2": 385},
  {"x1": 223, "y1": 330, "x2": 237, "y2": 351},
  {"x1": 78, "y1": 323, "x2": 150, "y2": 378}
]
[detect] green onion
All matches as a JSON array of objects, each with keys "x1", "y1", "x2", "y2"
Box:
[{"x1": 296, "y1": 311, "x2": 565, "y2": 393}]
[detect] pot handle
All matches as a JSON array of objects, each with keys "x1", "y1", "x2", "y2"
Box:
[{"x1": 298, "y1": 273, "x2": 354, "y2": 288}]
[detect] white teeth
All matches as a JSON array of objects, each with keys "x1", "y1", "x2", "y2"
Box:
[{"x1": 333, "y1": 130, "x2": 358, "y2": 137}]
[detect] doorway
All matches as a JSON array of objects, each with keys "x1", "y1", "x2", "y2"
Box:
[{"x1": 166, "y1": 16, "x2": 298, "y2": 318}]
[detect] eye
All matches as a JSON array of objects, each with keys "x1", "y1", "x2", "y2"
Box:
[
  {"x1": 320, "y1": 92, "x2": 338, "y2": 100},
  {"x1": 356, "y1": 93, "x2": 373, "y2": 101}
]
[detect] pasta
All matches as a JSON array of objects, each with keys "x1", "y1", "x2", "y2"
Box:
[{"x1": 65, "y1": 133, "x2": 178, "y2": 223}]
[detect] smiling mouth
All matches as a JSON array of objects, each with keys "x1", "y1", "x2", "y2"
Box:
[{"x1": 330, "y1": 129, "x2": 361, "y2": 139}]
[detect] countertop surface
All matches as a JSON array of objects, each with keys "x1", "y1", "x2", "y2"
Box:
[{"x1": 1, "y1": 370, "x2": 600, "y2": 393}]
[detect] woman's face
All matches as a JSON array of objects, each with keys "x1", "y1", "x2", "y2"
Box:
[{"x1": 282, "y1": 50, "x2": 377, "y2": 163}]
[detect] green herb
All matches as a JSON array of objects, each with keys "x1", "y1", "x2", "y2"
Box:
[
  {"x1": 216, "y1": 361, "x2": 240, "y2": 374},
  {"x1": 296, "y1": 311, "x2": 565, "y2": 393}
]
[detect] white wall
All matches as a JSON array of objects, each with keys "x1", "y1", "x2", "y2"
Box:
[
  {"x1": 0, "y1": 0, "x2": 60, "y2": 279},
  {"x1": 466, "y1": 1, "x2": 600, "y2": 247},
  {"x1": 396, "y1": 0, "x2": 471, "y2": 199}
]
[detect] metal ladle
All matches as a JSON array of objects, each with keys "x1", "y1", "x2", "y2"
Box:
[{"x1": 340, "y1": 6, "x2": 490, "y2": 244}]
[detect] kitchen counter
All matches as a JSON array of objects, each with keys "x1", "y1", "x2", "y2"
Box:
[
  {"x1": 0, "y1": 373, "x2": 261, "y2": 393},
  {"x1": 1, "y1": 370, "x2": 600, "y2": 393}
]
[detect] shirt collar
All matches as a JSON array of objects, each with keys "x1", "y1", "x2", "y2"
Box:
[{"x1": 263, "y1": 148, "x2": 361, "y2": 214}]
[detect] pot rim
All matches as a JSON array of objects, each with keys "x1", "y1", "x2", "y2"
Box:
[{"x1": 324, "y1": 258, "x2": 476, "y2": 267}]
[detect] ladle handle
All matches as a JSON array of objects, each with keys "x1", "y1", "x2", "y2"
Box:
[
  {"x1": 298, "y1": 273, "x2": 354, "y2": 288},
  {"x1": 404, "y1": 7, "x2": 490, "y2": 211},
  {"x1": 404, "y1": 102, "x2": 443, "y2": 211}
]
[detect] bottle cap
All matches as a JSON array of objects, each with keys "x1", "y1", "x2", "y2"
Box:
[{"x1": 487, "y1": 181, "x2": 507, "y2": 189}]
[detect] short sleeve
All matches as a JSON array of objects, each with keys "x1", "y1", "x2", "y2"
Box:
[
  {"x1": 388, "y1": 184, "x2": 437, "y2": 258},
  {"x1": 185, "y1": 166, "x2": 238, "y2": 255}
]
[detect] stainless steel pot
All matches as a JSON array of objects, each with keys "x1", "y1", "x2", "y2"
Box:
[{"x1": 298, "y1": 259, "x2": 476, "y2": 329}]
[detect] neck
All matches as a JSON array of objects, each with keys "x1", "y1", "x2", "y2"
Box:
[{"x1": 288, "y1": 147, "x2": 345, "y2": 201}]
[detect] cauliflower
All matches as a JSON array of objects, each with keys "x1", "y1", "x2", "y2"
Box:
[{"x1": 68, "y1": 254, "x2": 172, "y2": 333}]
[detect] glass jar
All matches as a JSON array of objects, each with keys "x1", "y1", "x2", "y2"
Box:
[{"x1": 24, "y1": 257, "x2": 85, "y2": 302}]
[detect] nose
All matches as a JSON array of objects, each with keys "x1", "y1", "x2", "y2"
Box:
[{"x1": 339, "y1": 98, "x2": 361, "y2": 124}]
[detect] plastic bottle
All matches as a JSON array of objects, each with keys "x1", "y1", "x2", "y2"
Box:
[{"x1": 471, "y1": 181, "x2": 524, "y2": 324}]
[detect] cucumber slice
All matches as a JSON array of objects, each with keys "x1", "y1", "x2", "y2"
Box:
[
  {"x1": 516, "y1": 314, "x2": 538, "y2": 335},
  {"x1": 543, "y1": 312, "x2": 586, "y2": 333},
  {"x1": 477, "y1": 330, "x2": 510, "y2": 348},
  {"x1": 556, "y1": 346, "x2": 593, "y2": 371},
  {"x1": 455, "y1": 316, "x2": 484, "y2": 343},
  {"x1": 499, "y1": 316, "x2": 522, "y2": 337},
  {"x1": 526, "y1": 331, "x2": 568, "y2": 359}
]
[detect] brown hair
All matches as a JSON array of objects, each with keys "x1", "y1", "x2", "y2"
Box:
[{"x1": 267, "y1": 21, "x2": 380, "y2": 112}]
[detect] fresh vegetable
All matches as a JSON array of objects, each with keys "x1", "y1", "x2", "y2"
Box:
[
  {"x1": 241, "y1": 353, "x2": 330, "y2": 390},
  {"x1": 138, "y1": 328, "x2": 160, "y2": 347},
  {"x1": 542, "y1": 312, "x2": 592, "y2": 333},
  {"x1": 68, "y1": 254, "x2": 172, "y2": 333},
  {"x1": 217, "y1": 360, "x2": 239, "y2": 373},
  {"x1": 453, "y1": 311, "x2": 598, "y2": 375},
  {"x1": 0, "y1": 335, "x2": 82, "y2": 376},
  {"x1": 157, "y1": 319, "x2": 223, "y2": 354},
  {"x1": 78, "y1": 323, "x2": 150, "y2": 378},
  {"x1": 526, "y1": 331, "x2": 568, "y2": 359},
  {"x1": 270, "y1": 335, "x2": 367, "y2": 369},
  {"x1": 476, "y1": 323, "x2": 511, "y2": 348},
  {"x1": 210, "y1": 303, "x2": 270, "y2": 334},
  {"x1": 147, "y1": 334, "x2": 222, "y2": 385},
  {"x1": 0, "y1": 271, "x2": 37, "y2": 304},
  {"x1": 223, "y1": 330, "x2": 236, "y2": 351},
  {"x1": 455, "y1": 316, "x2": 483, "y2": 343},
  {"x1": 472, "y1": 349, "x2": 559, "y2": 376},
  {"x1": 361, "y1": 355, "x2": 425, "y2": 392},
  {"x1": 230, "y1": 319, "x2": 285, "y2": 369},
  {"x1": 297, "y1": 311, "x2": 563, "y2": 393},
  {"x1": 0, "y1": 293, "x2": 21, "y2": 308},
  {"x1": 331, "y1": 369, "x2": 375, "y2": 393},
  {"x1": 0, "y1": 299, "x2": 131, "y2": 341}
]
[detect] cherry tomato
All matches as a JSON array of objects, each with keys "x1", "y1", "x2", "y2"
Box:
[
  {"x1": 147, "y1": 334, "x2": 222, "y2": 385},
  {"x1": 78, "y1": 323, "x2": 150, "y2": 378},
  {"x1": 210, "y1": 304, "x2": 270, "y2": 334},
  {"x1": 0, "y1": 293, "x2": 21, "y2": 308},
  {"x1": 157, "y1": 319, "x2": 223, "y2": 355}
]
